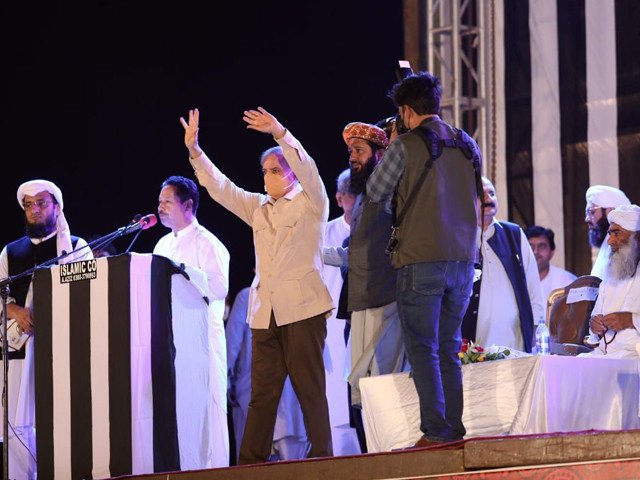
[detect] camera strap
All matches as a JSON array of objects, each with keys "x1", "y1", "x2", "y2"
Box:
[
  {"x1": 395, "y1": 124, "x2": 483, "y2": 228},
  {"x1": 387, "y1": 124, "x2": 482, "y2": 257},
  {"x1": 390, "y1": 125, "x2": 445, "y2": 238},
  {"x1": 385, "y1": 127, "x2": 438, "y2": 256},
  {"x1": 390, "y1": 159, "x2": 433, "y2": 233}
]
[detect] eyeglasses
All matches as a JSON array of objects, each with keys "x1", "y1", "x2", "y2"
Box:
[
  {"x1": 23, "y1": 199, "x2": 52, "y2": 210},
  {"x1": 584, "y1": 206, "x2": 603, "y2": 218}
]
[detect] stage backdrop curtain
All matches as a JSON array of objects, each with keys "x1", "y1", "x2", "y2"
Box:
[{"x1": 499, "y1": 0, "x2": 640, "y2": 276}]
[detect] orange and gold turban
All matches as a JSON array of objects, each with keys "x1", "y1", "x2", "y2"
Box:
[{"x1": 342, "y1": 122, "x2": 389, "y2": 148}]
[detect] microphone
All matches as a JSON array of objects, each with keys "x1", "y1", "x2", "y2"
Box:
[
  {"x1": 122, "y1": 214, "x2": 157, "y2": 254},
  {"x1": 118, "y1": 214, "x2": 158, "y2": 235},
  {"x1": 138, "y1": 214, "x2": 157, "y2": 231}
]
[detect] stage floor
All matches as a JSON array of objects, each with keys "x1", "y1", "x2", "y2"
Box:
[{"x1": 106, "y1": 429, "x2": 640, "y2": 480}]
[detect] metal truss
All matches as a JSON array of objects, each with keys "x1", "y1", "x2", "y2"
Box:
[{"x1": 426, "y1": 0, "x2": 489, "y2": 166}]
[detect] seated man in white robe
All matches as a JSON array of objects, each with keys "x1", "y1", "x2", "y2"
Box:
[{"x1": 583, "y1": 204, "x2": 640, "y2": 358}]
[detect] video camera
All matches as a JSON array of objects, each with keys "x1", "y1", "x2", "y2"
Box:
[
  {"x1": 395, "y1": 59, "x2": 414, "y2": 82},
  {"x1": 385, "y1": 60, "x2": 415, "y2": 136}
]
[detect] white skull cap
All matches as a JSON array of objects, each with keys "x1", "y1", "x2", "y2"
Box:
[
  {"x1": 608, "y1": 204, "x2": 640, "y2": 232},
  {"x1": 585, "y1": 185, "x2": 630, "y2": 209},
  {"x1": 16, "y1": 179, "x2": 73, "y2": 259},
  {"x1": 17, "y1": 179, "x2": 64, "y2": 210}
]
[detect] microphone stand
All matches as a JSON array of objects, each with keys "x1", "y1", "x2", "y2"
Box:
[
  {"x1": 1, "y1": 284, "x2": 10, "y2": 480},
  {"x1": 124, "y1": 229, "x2": 144, "y2": 254},
  {"x1": 0, "y1": 218, "x2": 149, "y2": 480}
]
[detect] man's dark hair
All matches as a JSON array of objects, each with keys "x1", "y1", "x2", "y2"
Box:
[
  {"x1": 388, "y1": 71, "x2": 442, "y2": 115},
  {"x1": 525, "y1": 225, "x2": 556, "y2": 251},
  {"x1": 162, "y1": 175, "x2": 199, "y2": 216}
]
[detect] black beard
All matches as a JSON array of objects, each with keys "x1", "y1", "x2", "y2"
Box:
[
  {"x1": 25, "y1": 216, "x2": 57, "y2": 239},
  {"x1": 588, "y1": 215, "x2": 609, "y2": 247},
  {"x1": 349, "y1": 158, "x2": 376, "y2": 195}
]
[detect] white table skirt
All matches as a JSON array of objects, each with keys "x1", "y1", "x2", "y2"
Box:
[{"x1": 360, "y1": 355, "x2": 640, "y2": 452}]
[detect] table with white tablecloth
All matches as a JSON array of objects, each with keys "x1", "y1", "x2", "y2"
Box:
[{"x1": 360, "y1": 355, "x2": 640, "y2": 452}]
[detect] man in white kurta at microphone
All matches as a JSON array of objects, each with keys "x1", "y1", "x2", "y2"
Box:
[
  {"x1": 582, "y1": 205, "x2": 640, "y2": 358},
  {"x1": 153, "y1": 175, "x2": 230, "y2": 467}
]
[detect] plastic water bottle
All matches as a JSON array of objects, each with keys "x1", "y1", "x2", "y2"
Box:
[{"x1": 535, "y1": 322, "x2": 550, "y2": 355}]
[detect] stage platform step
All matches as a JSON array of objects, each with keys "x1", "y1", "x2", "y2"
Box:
[{"x1": 108, "y1": 429, "x2": 640, "y2": 480}]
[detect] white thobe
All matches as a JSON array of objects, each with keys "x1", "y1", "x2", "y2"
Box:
[
  {"x1": 591, "y1": 235, "x2": 611, "y2": 279},
  {"x1": 476, "y1": 220, "x2": 545, "y2": 351},
  {"x1": 153, "y1": 219, "x2": 230, "y2": 467},
  {"x1": 0, "y1": 231, "x2": 90, "y2": 480},
  {"x1": 584, "y1": 267, "x2": 640, "y2": 358},
  {"x1": 322, "y1": 215, "x2": 360, "y2": 455}
]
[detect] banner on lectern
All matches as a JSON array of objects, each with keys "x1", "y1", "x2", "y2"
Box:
[{"x1": 33, "y1": 253, "x2": 215, "y2": 479}]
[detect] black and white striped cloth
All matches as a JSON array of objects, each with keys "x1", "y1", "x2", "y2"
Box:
[
  {"x1": 33, "y1": 253, "x2": 217, "y2": 479},
  {"x1": 492, "y1": 0, "x2": 639, "y2": 275}
]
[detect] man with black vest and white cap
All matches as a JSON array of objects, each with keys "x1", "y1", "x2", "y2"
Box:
[
  {"x1": 582, "y1": 204, "x2": 640, "y2": 358},
  {"x1": 0, "y1": 179, "x2": 90, "y2": 479},
  {"x1": 585, "y1": 185, "x2": 631, "y2": 279}
]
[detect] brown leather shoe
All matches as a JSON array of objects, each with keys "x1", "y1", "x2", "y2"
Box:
[
  {"x1": 413, "y1": 436, "x2": 444, "y2": 448},
  {"x1": 411, "y1": 436, "x2": 464, "y2": 449}
]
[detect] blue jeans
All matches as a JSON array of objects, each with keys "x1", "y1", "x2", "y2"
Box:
[{"x1": 396, "y1": 261, "x2": 474, "y2": 441}]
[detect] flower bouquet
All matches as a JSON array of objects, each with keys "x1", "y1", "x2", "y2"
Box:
[{"x1": 458, "y1": 339, "x2": 511, "y2": 365}]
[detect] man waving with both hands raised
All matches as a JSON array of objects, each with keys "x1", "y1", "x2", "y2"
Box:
[{"x1": 179, "y1": 107, "x2": 334, "y2": 464}]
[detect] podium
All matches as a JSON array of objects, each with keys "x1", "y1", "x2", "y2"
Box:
[{"x1": 31, "y1": 253, "x2": 225, "y2": 479}]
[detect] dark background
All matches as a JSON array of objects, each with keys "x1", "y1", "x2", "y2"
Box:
[{"x1": 1, "y1": 1, "x2": 403, "y2": 299}]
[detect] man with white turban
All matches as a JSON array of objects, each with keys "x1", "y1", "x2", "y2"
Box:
[
  {"x1": 582, "y1": 205, "x2": 640, "y2": 358},
  {"x1": 0, "y1": 179, "x2": 91, "y2": 479},
  {"x1": 584, "y1": 185, "x2": 631, "y2": 279}
]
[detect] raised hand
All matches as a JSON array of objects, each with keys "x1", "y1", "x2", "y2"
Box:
[
  {"x1": 243, "y1": 107, "x2": 286, "y2": 139},
  {"x1": 179, "y1": 108, "x2": 203, "y2": 158}
]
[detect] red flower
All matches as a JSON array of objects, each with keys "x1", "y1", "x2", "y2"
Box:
[
  {"x1": 475, "y1": 345, "x2": 484, "y2": 352},
  {"x1": 461, "y1": 338, "x2": 469, "y2": 353}
]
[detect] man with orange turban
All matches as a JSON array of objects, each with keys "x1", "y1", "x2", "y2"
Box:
[{"x1": 324, "y1": 121, "x2": 410, "y2": 452}]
